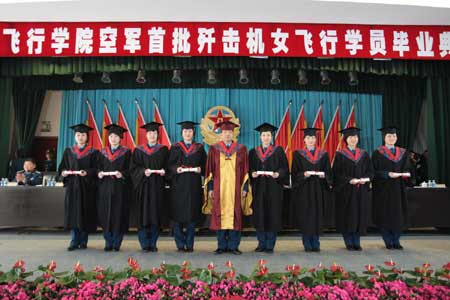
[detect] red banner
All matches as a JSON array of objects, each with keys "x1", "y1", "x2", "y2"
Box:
[{"x1": 0, "y1": 22, "x2": 449, "y2": 59}]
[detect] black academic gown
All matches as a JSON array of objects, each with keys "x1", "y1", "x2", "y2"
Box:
[
  {"x1": 333, "y1": 148, "x2": 374, "y2": 234},
  {"x1": 372, "y1": 146, "x2": 414, "y2": 232},
  {"x1": 97, "y1": 146, "x2": 131, "y2": 234},
  {"x1": 167, "y1": 141, "x2": 206, "y2": 224},
  {"x1": 58, "y1": 146, "x2": 98, "y2": 233},
  {"x1": 291, "y1": 148, "x2": 332, "y2": 235},
  {"x1": 130, "y1": 144, "x2": 169, "y2": 229},
  {"x1": 249, "y1": 145, "x2": 289, "y2": 232}
]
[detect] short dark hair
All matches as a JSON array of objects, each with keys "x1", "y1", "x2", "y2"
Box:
[{"x1": 24, "y1": 158, "x2": 36, "y2": 165}]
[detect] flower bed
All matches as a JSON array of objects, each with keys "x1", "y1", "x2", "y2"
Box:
[{"x1": 0, "y1": 259, "x2": 449, "y2": 299}]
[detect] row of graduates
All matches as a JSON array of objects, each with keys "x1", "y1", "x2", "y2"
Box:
[{"x1": 58, "y1": 120, "x2": 413, "y2": 253}]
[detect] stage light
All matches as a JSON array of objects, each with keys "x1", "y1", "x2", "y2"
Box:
[
  {"x1": 207, "y1": 69, "x2": 217, "y2": 85},
  {"x1": 349, "y1": 71, "x2": 359, "y2": 86},
  {"x1": 72, "y1": 73, "x2": 83, "y2": 84},
  {"x1": 320, "y1": 70, "x2": 331, "y2": 85},
  {"x1": 171, "y1": 69, "x2": 182, "y2": 84},
  {"x1": 136, "y1": 69, "x2": 146, "y2": 84},
  {"x1": 270, "y1": 69, "x2": 280, "y2": 85},
  {"x1": 239, "y1": 69, "x2": 249, "y2": 85},
  {"x1": 298, "y1": 69, "x2": 308, "y2": 85},
  {"x1": 101, "y1": 72, "x2": 111, "y2": 84}
]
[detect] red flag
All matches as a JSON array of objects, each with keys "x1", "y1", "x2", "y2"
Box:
[
  {"x1": 85, "y1": 100, "x2": 103, "y2": 150},
  {"x1": 102, "y1": 101, "x2": 113, "y2": 147},
  {"x1": 339, "y1": 103, "x2": 357, "y2": 150},
  {"x1": 153, "y1": 100, "x2": 172, "y2": 148},
  {"x1": 312, "y1": 103, "x2": 325, "y2": 148},
  {"x1": 135, "y1": 100, "x2": 147, "y2": 146},
  {"x1": 323, "y1": 105, "x2": 341, "y2": 164},
  {"x1": 275, "y1": 101, "x2": 292, "y2": 168},
  {"x1": 291, "y1": 102, "x2": 307, "y2": 151},
  {"x1": 117, "y1": 102, "x2": 136, "y2": 150}
]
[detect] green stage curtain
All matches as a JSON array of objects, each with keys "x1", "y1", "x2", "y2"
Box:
[
  {"x1": 427, "y1": 77, "x2": 450, "y2": 186},
  {"x1": 0, "y1": 78, "x2": 12, "y2": 177},
  {"x1": 12, "y1": 87, "x2": 45, "y2": 155}
]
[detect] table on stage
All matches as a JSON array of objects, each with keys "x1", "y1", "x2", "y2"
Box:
[{"x1": 0, "y1": 186, "x2": 449, "y2": 230}]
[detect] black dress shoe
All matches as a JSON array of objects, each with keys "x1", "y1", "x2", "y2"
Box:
[
  {"x1": 143, "y1": 247, "x2": 151, "y2": 252},
  {"x1": 312, "y1": 248, "x2": 321, "y2": 252},
  {"x1": 346, "y1": 245, "x2": 355, "y2": 251},
  {"x1": 230, "y1": 249, "x2": 242, "y2": 255},
  {"x1": 254, "y1": 247, "x2": 265, "y2": 252},
  {"x1": 214, "y1": 248, "x2": 225, "y2": 254},
  {"x1": 393, "y1": 244, "x2": 404, "y2": 250},
  {"x1": 79, "y1": 244, "x2": 87, "y2": 250},
  {"x1": 185, "y1": 248, "x2": 194, "y2": 252},
  {"x1": 353, "y1": 246, "x2": 363, "y2": 251},
  {"x1": 104, "y1": 246, "x2": 113, "y2": 252},
  {"x1": 304, "y1": 248, "x2": 313, "y2": 252},
  {"x1": 67, "y1": 245, "x2": 78, "y2": 251},
  {"x1": 386, "y1": 244, "x2": 394, "y2": 250},
  {"x1": 177, "y1": 248, "x2": 186, "y2": 252},
  {"x1": 265, "y1": 249, "x2": 274, "y2": 254},
  {"x1": 149, "y1": 247, "x2": 158, "y2": 252},
  {"x1": 113, "y1": 247, "x2": 120, "y2": 252}
]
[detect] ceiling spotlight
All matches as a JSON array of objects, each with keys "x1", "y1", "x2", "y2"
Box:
[
  {"x1": 320, "y1": 70, "x2": 331, "y2": 85},
  {"x1": 101, "y1": 72, "x2": 111, "y2": 84},
  {"x1": 207, "y1": 69, "x2": 217, "y2": 85},
  {"x1": 72, "y1": 73, "x2": 83, "y2": 84},
  {"x1": 348, "y1": 71, "x2": 359, "y2": 86},
  {"x1": 270, "y1": 69, "x2": 280, "y2": 85},
  {"x1": 172, "y1": 69, "x2": 182, "y2": 84},
  {"x1": 298, "y1": 69, "x2": 308, "y2": 85},
  {"x1": 239, "y1": 69, "x2": 249, "y2": 85},
  {"x1": 136, "y1": 69, "x2": 146, "y2": 84}
]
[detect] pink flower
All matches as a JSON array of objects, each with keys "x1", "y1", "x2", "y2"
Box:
[
  {"x1": 225, "y1": 261, "x2": 233, "y2": 268},
  {"x1": 73, "y1": 261, "x2": 83, "y2": 273},
  {"x1": 384, "y1": 259, "x2": 395, "y2": 267},
  {"x1": 47, "y1": 260, "x2": 56, "y2": 272}
]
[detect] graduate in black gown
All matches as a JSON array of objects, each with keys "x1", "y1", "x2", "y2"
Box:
[
  {"x1": 372, "y1": 126, "x2": 414, "y2": 250},
  {"x1": 291, "y1": 128, "x2": 332, "y2": 252},
  {"x1": 58, "y1": 124, "x2": 98, "y2": 251},
  {"x1": 166, "y1": 121, "x2": 206, "y2": 252},
  {"x1": 130, "y1": 122, "x2": 169, "y2": 252},
  {"x1": 97, "y1": 124, "x2": 132, "y2": 252},
  {"x1": 249, "y1": 123, "x2": 289, "y2": 253},
  {"x1": 333, "y1": 127, "x2": 373, "y2": 251}
]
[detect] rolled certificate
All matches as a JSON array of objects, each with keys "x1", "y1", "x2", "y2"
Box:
[
  {"x1": 359, "y1": 178, "x2": 370, "y2": 183},
  {"x1": 256, "y1": 171, "x2": 274, "y2": 176},
  {"x1": 149, "y1": 169, "x2": 165, "y2": 175},
  {"x1": 103, "y1": 171, "x2": 119, "y2": 176},
  {"x1": 66, "y1": 170, "x2": 82, "y2": 175},
  {"x1": 179, "y1": 167, "x2": 198, "y2": 173},
  {"x1": 399, "y1": 172, "x2": 411, "y2": 177}
]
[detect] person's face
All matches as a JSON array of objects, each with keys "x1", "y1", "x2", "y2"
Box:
[
  {"x1": 182, "y1": 129, "x2": 194, "y2": 142},
  {"x1": 146, "y1": 130, "x2": 158, "y2": 144},
  {"x1": 304, "y1": 135, "x2": 317, "y2": 148},
  {"x1": 346, "y1": 135, "x2": 359, "y2": 148},
  {"x1": 221, "y1": 129, "x2": 234, "y2": 143},
  {"x1": 75, "y1": 132, "x2": 88, "y2": 145},
  {"x1": 384, "y1": 133, "x2": 397, "y2": 146},
  {"x1": 45, "y1": 153, "x2": 51, "y2": 160},
  {"x1": 260, "y1": 131, "x2": 272, "y2": 146},
  {"x1": 108, "y1": 133, "x2": 121, "y2": 146},
  {"x1": 23, "y1": 161, "x2": 36, "y2": 172}
]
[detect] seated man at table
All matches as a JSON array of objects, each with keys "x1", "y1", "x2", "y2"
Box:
[{"x1": 15, "y1": 158, "x2": 43, "y2": 186}]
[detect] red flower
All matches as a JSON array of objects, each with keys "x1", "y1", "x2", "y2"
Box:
[
  {"x1": 258, "y1": 259, "x2": 266, "y2": 267},
  {"x1": 392, "y1": 268, "x2": 403, "y2": 274},
  {"x1": 286, "y1": 264, "x2": 300, "y2": 276},
  {"x1": 225, "y1": 270, "x2": 235, "y2": 279},
  {"x1": 422, "y1": 263, "x2": 431, "y2": 269},
  {"x1": 442, "y1": 262, "x2": 450, "y2": 271},
  {"x1": 95, "y1": 273, "x2": 105, "y2": 281},
  {"x1": 127, "y1": 257, "x2": 140, "y2": 271},
  {"x1": 257, "y1": 266, "x2": 268, "y2": 276},
  {"x1": 151, "y1": 267, "x2": 160, "y2": 275},
  {"x1": 73, "y1": 261, "x2": 83, "y2": 274},
  {"x1": 182, "y1": 260, "x2": 189, "y2": 267},
  {"x1": 225, "y1": 261, "x2": 233, "y2": 268},
  {"x1": 384, "y1": 259, "x2": 395, "y2": 267},
  {"x1": 365, "y1": 264, "x2": 375, "y2": 272},
  {"x1": 13, "y1": 260, "x2": 25, "y2": 269},
  {"x1": 208, "y1": 262, "x2": 215, "y2": 270},
  {"x1": 93, "y1": 266, "x2": 104, "y2": 273},
  {"x1": 308, "y1": 268, "x2": 316, "y2": 273},
  {"x1": 181, "y1": 270, "x2": 192, "y2": 280},
  {"x1": 47, "y1": 260, "x2": 56, "y2": 272},
  {"x1": 330, "y1": 263, "x2": 344, "y2": 273}
]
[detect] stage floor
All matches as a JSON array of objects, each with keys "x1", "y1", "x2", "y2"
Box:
[{"x1": 0, "y1": 233, "x2": 449, "y2": 275}]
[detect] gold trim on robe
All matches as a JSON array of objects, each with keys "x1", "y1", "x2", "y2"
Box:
[
  {"x1": 241, "y1": 173, "x2": 253, "y2": 216},
  {"x1": 219, "y1": 152, "x2": 237, "y2": 229},
  {"x1": 202, "y1": 173, "x2": 213, "y2": 214}
]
